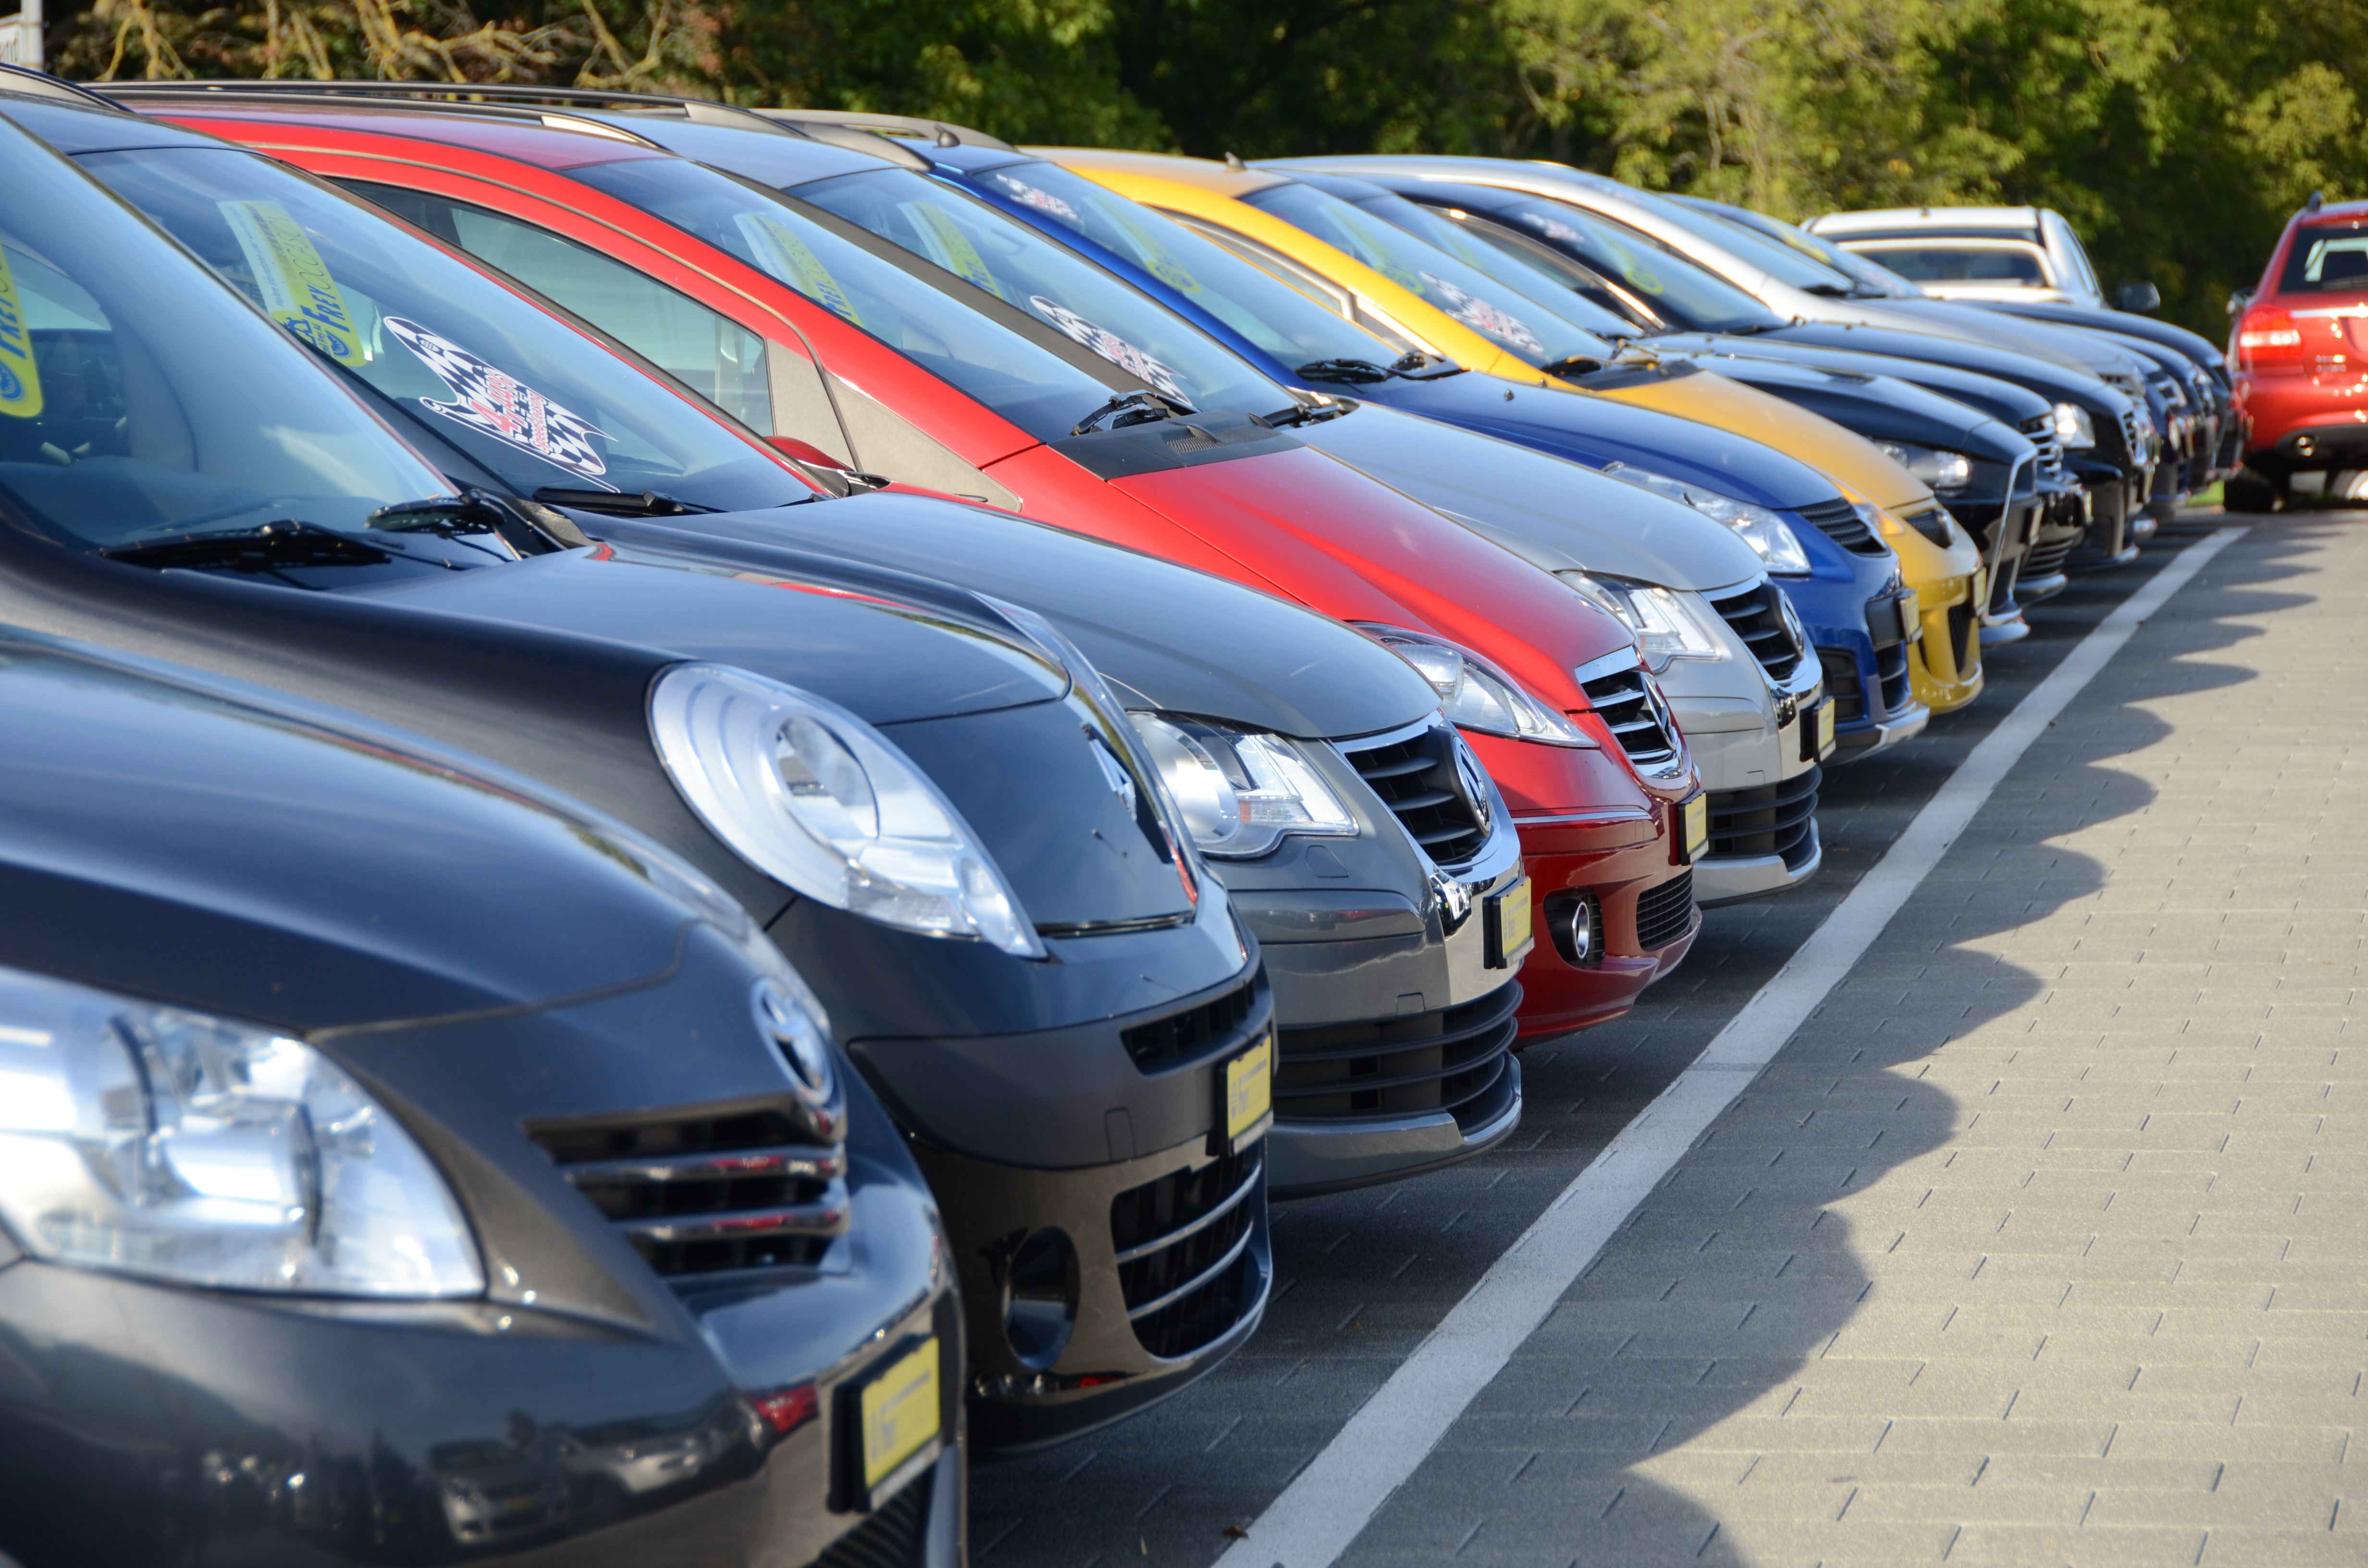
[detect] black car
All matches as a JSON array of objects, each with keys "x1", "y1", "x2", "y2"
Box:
[
  {"x1": 19, "y1": 74, "x2": 1531, "y2": 1207},
  {"x1": 0, "y1": 101, "x2": 1267, "y2": 1450},
  {"x1": 0, "y1": 625, "x2": 959, "y2": 1567}
]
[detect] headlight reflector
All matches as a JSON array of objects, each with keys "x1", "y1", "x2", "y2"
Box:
[
  {"x1": 1872, "y1": 441, "x2": 1975, "y2": 491},
  {"x1": 650, "y1": 663, "x2": 1042, "y2": 956},
  {"x1": 1353, "y1": 625, "x2": 1597, "y2": 748},
  {"x1": 2052, "y1": 401, "x2": 2097, "y2": 449},
  {"x1": 1601, "y1": 464, "x2": 1813, "y2": 574},
  {"x1": 1556, "y1": 574, "x2": 1728, "y2": 672},
  {"x1": 0, "y1": 966, "x2": 481, "y2": 1297},
  {"x1": 1128, "y1": 715, "x2": 1357, "y2": 858}
]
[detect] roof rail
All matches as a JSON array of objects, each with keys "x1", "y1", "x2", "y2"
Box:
[
  {"x1": 0, "y1": 62, "x2": 125, "y2": 111},
  {"x1": 101, "y1": 79, "x2": 801, "y2": 142},
  {"x1": 757, "y1": 107, "x2": 1017, "y2": 155}
]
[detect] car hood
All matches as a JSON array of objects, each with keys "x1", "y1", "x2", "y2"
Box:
[
  {"x1": 1755, "y1": 321, "x2": 2128, "y2": 416},
  {"x1": 346, "y1": 529, "x2": 1068, "y2": 725},
  {"x1": 1644, "y1": 349, "x2": 2031, "y2": 464},
  {"x1": 1290, "y1": 401, "x2": 1766, "y2": 590},
  {"x1": 592, "y1": 490, "x2": 1443, "y2": 742},
  {"x1": 1985, "y1": 301, "x2": 2223, "y2": 372},
  {"x1": 1874, "y1": 297, "x2": 2155, "y2": 380},
  {"x1": 0, "y1": 627, "x2": 728, "y2": 1032},
  {"x1": 1651, "y1": 332, "x2": 2052, "y2": 428},
  {"x1": 1370, "y1": 370, "x2": 1848, "y2": 514}
]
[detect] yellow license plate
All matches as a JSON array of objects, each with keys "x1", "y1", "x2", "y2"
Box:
[
  {"x1": 859, "y1": 1337, "x2": 940, "y2": 1492},
  {"x1": 1225, "y1": 1034, "x2": 1273, "y2": 1147},
  {"x1": 1496, "y1": 876, "x2": 1532, "y2": 958},
  {"x1": 1816, "y1": 699, "x2": 1836, "y2": 755},
  {"x1": 1682, "y1": 793, "x2": 1708, "y2": 862}
]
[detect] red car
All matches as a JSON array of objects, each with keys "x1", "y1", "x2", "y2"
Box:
[
  {"x1": 148, "y1": 90, "x2": 1704, "y2": 1039},
  {"x1": 2225, "y1": 195, "x2": 2368, "y2": 510}
]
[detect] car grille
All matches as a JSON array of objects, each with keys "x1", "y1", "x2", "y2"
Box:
[
  {"x1": 1338, "y1": 718, "x2": 1490, "y2": 868},
  {"x1": 1948, "y1": 599, "x2": 1978, "y2": 675},
  {"x1": 1273, "y1": 980, "x2": 1520, "y2": 1126},
  {"x1": 2017, "y1": 414, "x2": 2067, "y2": 478},
  {"x1": 1705, "y1": 766, "x2": 1819, "y2": 869},
  {"x1": 1122, "y1": 974, "x2": 1262, "y2": 1072},
  {"x1": 815, "y1": 1467, "x2": 932, "y2": 1568},
  {"x1": 1876, "y1": 639, "x2": 1912, "y2": 714},
  {"x1": 1899, "y1": 503, "x2": 1954, "y2": 546},
  {"x1": 2023, "y1": 529, "x2": 2076, "y2": 581},
  {"x1": 1579, "y1": 665, "x2": 1680, "y2": 773},
  {"x1": 1795, "y1": 495, "x2": 1890, "y2": 556},
  {"x1": 1818, "y1": 648, "x2": 1867, "y2": 727},
  {"x1": 1111, "y1": 1146, "x2": 1262, "y2": 1360},
  {"x1": 1634, "y1": 869, "x2": 1696, "y2": 951},
  {"x1": 1703, "y1": 580, "x2": 1802, "y2": 681},
  {"x1": 528, "y1": 1105, "x2": 847, "y2": 1277}
]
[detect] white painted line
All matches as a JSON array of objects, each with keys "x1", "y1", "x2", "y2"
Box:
[{"x1": 1220, "y1": 527, "x2": 2245, "y2": 1568}]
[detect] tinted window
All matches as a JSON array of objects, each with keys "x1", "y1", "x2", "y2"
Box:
[
  {"x1": 2280, "y1": 223, "x2": 2368, "y2": 297},
  {"x1": 971, "y1": 160, "x2": 1415, "y2": 373},
  {"x1": 1242, "y1": 181, "x2": 1615, "y2": 369},
  {"x1": 1872, "y1": 245, "x2": 2049, "y2": 285},
  {"x1": 0, "y1": 125, "x2": 452, "y2": 564},
  {"x1": 793, "y1": 168, "x2": 1290, "y2": 415},
  {"x1": 1611, "y1": 187, "x2": 1856, "y2": 291},
  {"x1": 571, "y1": 159, "x2": 1119, "y2": 443},
  {"x1": 77, "y1": 148, "x2": 810, "y2": 515},
  {"x1": 1445, "y1": 198, "x2": 1780, "y2": 333}
]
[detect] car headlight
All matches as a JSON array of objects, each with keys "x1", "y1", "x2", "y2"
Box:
[
  {"x1": 1600, "y1": 463, "x2": 1813, "y2": 574},
  {"x1": 2051, "y1": 403, "x2": 2097, "y2": 449},
  {"x1": 1872, "y1": 441, "x2": 1974, "y2": 492},
  {"x1": 0, "y1": 965, "x2": 482, "y2": 1296},
  {"x1": 1128, "y1": 715, "x2": 1357, "y2": 858},
  {"x1": 1556, "y1": 573, "x2": 1728, "y2": 672},
  {"x1": 1352, "y1": 625, "x2": 1597, "y2": 747},
  {"x1": 649, "y1": 663, "x2": 1043, "y2": 957}
]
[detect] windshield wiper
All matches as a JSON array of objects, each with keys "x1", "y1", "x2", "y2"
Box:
[
  {"x1": 99, "y1": 518, "x2": 420, "y2": 578},
  {"x1": 1260, "y1": 397, "x2": 1355, "y2": 428},
  {"x1": 1800, "y1": 282, "x2": 1855, "y2": 297},
  {"x1": 1540, "y1": 355, "x2": 1609, "y2": 379},
  {"x1": 1070, "y1": 391, "x2": 1192, "y2": 437},
  {"x1": 533, "y1": 486, "x2": 713, "y2": 518},
  {"x1": 1296, "y1": 357, "x2": 1396, "y2": 385}
]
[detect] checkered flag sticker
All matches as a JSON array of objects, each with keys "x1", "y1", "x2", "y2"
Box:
[{"x1": 385, "y1": 317, "x2": 613, "y2": 489}]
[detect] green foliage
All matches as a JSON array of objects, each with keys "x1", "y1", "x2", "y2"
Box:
[{"x1": 49, "y1": 0, "x2": 2366, "y2": 335}]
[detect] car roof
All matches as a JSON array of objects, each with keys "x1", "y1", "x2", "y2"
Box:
[
  {"x1": 1811, "y1": 205, "x2": 2041, "y2": 233},
  {"x1": 110, "y1": 90, "x2": 676, "y2": 172},
  {"x1": 1024, "y1": 146, "x2": 1287, "y2": 197}
]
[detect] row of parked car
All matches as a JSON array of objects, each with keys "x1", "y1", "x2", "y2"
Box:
[{"x1": 0, "y1": 66, "x2": 2237, "y2": 1568}]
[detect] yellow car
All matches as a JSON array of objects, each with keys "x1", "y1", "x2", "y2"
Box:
[{"x1": 1035, "y1": 148, "x2": 1983, "y2": 714}]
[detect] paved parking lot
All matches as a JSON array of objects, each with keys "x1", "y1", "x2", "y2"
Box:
[{"x1": 975, "y1": 512, "x2": 2365, "y2": 1568}]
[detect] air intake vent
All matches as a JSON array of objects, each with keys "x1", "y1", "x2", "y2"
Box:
[
  {"x1": 1703, "y1": 581, "x2": 1803, "y2": 682},
  {"x1": 1110, "y1": 1147, "x2": 1263, "y2": 1360},
  {"x1": 815, "y1": 1466, "x2": 933, "y2": 1568},
  {"x1": 1122, "y1": 974, "x2": 1262, "y2": 1072},
  {"x1": 1578, "y1": 666, "x2": 1680, "y2": 772},
  {"x1": 1898, "y1": 503, "x2": 1955, "y2": 547},
  {"x1": 1274, "y1": 981, "x2": 1519, "y2": 1127},
  {"x1": 1794, "y1": 495, "x2": 1889, "y2": 556},
  {"x1": 1338, "y1": 718, "x2": 1491, "y2": 868},
  {"x1": 528, "y1": 1104, "x2": 848, "y2": 1277},
  {"x1": 1817, "y1": 648, "x2": 1866, "y2": 727},
  {"x1": 2016, "y1": 415, "x2": 2067, "y2": 479},
  {"x1": 1634, "y1": 869, "x2": 1696, "y2": 951},
  {"x1": 1706, "y1": 767, "x2": 1819, "y2": 870}
]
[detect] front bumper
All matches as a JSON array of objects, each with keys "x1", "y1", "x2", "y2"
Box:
[{"x1": 1663, "y1": 638, "x2": 1829, "y2": 907}]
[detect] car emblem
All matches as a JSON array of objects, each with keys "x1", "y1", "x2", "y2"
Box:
[
  {"x1": 1453, "y1": 737, "x2": 1494, "y2": 833},
  {"x1": 752, "y1": 977, "x2": 835, "y2": 1101}
]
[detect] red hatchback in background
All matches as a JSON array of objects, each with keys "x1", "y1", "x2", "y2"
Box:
[
  {"x1": 2226, "y1": 196, "x2": 2368, "y2": 511},
  {"x1": 136, "y1": 88, "x2": 1704, "y2": 1040}
]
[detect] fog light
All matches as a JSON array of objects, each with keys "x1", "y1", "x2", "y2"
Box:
[
  {"x1": 1543, "y1": 891, "x2": 1602, "y2": 967},
  {"x1": 1002, "y1": 1228, "x2": 1079, "y2": 1369}
]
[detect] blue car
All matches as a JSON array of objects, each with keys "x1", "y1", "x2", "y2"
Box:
[{"x1": 777, "y1": 116, "x2": 1923, "y2": 760}]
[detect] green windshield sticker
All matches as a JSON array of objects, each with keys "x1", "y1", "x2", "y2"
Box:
[
  {"x1": 1327, "y1": 207, "x2": 1428, "y2": 294},
  {"x1": 218, "y1": 200, "x2": 360, "y2": 363},
  {"x1": 1105, "y1": 205, "x2": 1204, "y2": 295},
  {"x1": 733, "y1": 212, "x2": 868, "y2": 328},
  {"x1": 910, "y1": 205, "x2": 1014, "y2": 302},
  {"x1": 0, "y1": 248, "x2": 41, "y2": 419}
]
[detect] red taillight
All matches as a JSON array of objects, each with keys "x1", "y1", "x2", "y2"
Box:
[
  {"x1": 2237, "y1": 306, "x2": 2303, "y2": 369},
  {"x1": 751, "y1": 1383, "x2": 818, "y2": 1436}
]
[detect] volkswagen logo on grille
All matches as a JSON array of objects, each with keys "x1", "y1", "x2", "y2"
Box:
[
  {"x1": 1453, "y1": 736, "x2": 1494, "y2": 833},
  {"x1": 752, "y1": 976, "x2": 836, "y2": 1102}
]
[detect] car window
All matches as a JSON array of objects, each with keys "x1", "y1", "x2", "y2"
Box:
[
  {"x1": 1868, "y1": 245, "x2": 2050, "y2": 285},
  {"x1": 1241, "y1": 181, "x2": 1616, "y2": 369},
  {"x1": 1605, "y1": 186, "x2": 1854, "y2": 291},
  {"x1": 791, "y1": 167, "x2": 1291, "y2": 415},
  {"x1": 75, "y1": 148, "x2": 811, "y2": 517},
  {"x1": 2279, "y1": 223, "x2": 2368, "y2": 297},
  {"x1": 969, "y1": 159, "x2": 1418, "y2": 373},
  {"x1": 1697, "y1": 201, "x2": 1920, "y2": 298},
  {"x1": 568, "y1": 158, "x2": 1122, "y2": 444},
  {"x1": 1343, "y1": 193, "x2": 1640, "y2": 341},
  {"x1": 1441, "y1": 197, "x2": 1782, "y2": 333},
  {"x1": 0, "y1": 123, "x2": 454, "y2": 569}
]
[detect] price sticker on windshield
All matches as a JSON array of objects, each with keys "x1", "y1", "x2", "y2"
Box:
[
  {"x1": 219, "y1": 200, "x2": 361, "y2": 364},
  {"x1": 0, "y1": 248, "x2": 42, "y2": 420}
]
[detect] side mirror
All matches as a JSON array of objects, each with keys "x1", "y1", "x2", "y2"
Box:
[
  {"x1": 2116, "y1": 281, "x2": 2161, "y2": 313},
  {"x1": 2228, "y1": 287, "x2": 2256, "y2": 318}
]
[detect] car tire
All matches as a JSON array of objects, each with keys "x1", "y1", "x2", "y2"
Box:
[{"x1": 2223, "y1": 469, "x2": 2282, "y2": 514}]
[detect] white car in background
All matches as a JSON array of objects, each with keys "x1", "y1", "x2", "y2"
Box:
[{"x1": 1803, "y1": 205, "x2": 2140, "y2": 311}]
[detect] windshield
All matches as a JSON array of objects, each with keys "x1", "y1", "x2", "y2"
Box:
[
  {"x1": 0, "y1": 122, "x2": 461, "y2": 568},
  {"x1": 1609, "y1": 185, "x2": 1859, "y2": 293},
  {"x1": 2278, "y1": 222, "x2": 2368, "y2": 297},
  {"x1": 1341, "y1": 191, "x2": 1638, "y2": 342},
  {"x1": 1241, "y1": 181, "x2": 1615, "y2": 370},
  {"x1": 80, "y1": 147, "x2": 811, "y2": 515},
  {"x1": 966, "y1": 159, "x2": 1418, "y2": 377},
  {"x1": 1419, "y1": 195, "x2": 1780, "y2": 335},
  {"x1": 791, "y1": 168, "x2": 1293, "y2": 415},
  {"x1": 1690, "y1": 200, "x2": 1922, "y2": 297},
  {"x1": 1872, "y1": 244, "x2": 2050, "y2": 286},
  {"x1": 570, "y1": 159, "x2": 1120, "y2": 443}
]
